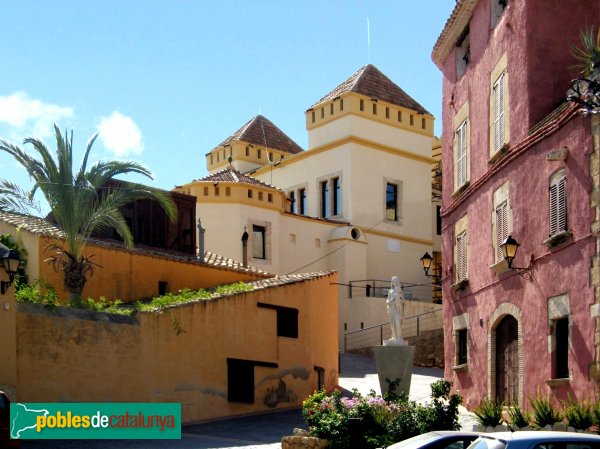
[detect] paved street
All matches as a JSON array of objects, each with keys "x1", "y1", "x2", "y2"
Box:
[{"x1": 19, "y1": 354, "x2": 477, "y2": 449}]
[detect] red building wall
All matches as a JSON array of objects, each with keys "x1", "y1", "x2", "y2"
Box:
[{"x1": 436, "y1": 0, "x2": 599, "y2": 408}]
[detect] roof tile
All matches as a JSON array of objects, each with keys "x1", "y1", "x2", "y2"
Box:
[
  {"x1": 310, "y1": 64, "x2": 429, "y2": 114},
  {"x1": 217, "y1": 115, "x2": 304, "y2": 155}
]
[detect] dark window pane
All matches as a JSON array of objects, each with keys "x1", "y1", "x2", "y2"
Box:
[
  {"x1": 386, "y1": 183, "x2": 398, "y2": 221},
  {"x1": 252, "y1": 225, "x2": 266, "y2": 259},
  {"x1": 556, "y1": 318, "x2": 569, "y2": 378}
]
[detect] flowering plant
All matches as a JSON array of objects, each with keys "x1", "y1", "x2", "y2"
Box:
[{"x1": 302, "y1": 379, "x2": 461, "y2": 449}]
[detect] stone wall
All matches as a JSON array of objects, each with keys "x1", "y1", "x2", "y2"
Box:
[
  {"x1": 282, "y1": 429, "x2": 328, "y2": 449},
  {"x1": 405, "y1": 328, "x2": 444, "y2": 368}
]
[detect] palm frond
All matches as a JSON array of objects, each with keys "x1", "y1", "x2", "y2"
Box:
[{"x1": 0, "y1": 179, "x2": 40, "y2": 214}]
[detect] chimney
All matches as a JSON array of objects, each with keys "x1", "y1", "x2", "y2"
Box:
[{"x1": 197, "y1": 219, "x2": 205, "y2": 263}]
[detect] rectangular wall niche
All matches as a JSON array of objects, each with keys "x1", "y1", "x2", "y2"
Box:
[
  {"x1": 227, "y1": 358, "x2": 278, "y2": 403},
  {"x1": 257, "y1": 302, "x2": 299, "y2": 338}
]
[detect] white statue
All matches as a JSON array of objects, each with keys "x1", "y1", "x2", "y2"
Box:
[{"x1": 385, "y1": 276, "x2": 408, "y2": 346}]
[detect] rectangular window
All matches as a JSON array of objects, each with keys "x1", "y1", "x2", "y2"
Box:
[
  {"x1": 210, "y1": 154, "x2": 213, "y2": 165},
  {"x1": 457, "y1": 329, "x2": 468, "y2": 365},
  {"x1": 203, "y1": 186, "x2": 209, "y2": 196},
  {"x1": 549, "y1": 175, "x2": 567, "y2": 236},
  {"x1": 360, "y1": 99, "x2": 364, "y2": 111},
  {"x1": 289, "y1": 191, "x2": 295, "y2": 213},
  {"x1": 299, "y1": 188, "x2": 307, "y2": 215},
  {"x1": 258, "y1": 191, "x2": 263, "y2": 201},
  {"x1": 410, "y1": 114, "x2": 414, "y2": 126},
  {"x1": 248, "y1": 189, "x2": 253, "y2": 199},
  {"x1": 330, "y1": 103, "x2": 334, "y2": 115},
  {"x1": 555, "y1": 318, "x2": 569, "y2": 378},
  {"x1": 311, "y1": 110, "x2": 315, "y2": 123},
  {"x1": 246, "y1": 146, "x2": 250, "y2": 156},
  {"x1": 495, "y1": 200, "x2": 508, "y2": 262},
  {"x1": 257, "y1": 149, "x2": 262, "y2": 159},
  {"x1": 385, "y1": 107, "x2": 390, "y2": 119},
  {"x1": 456, "y1": 231, "x2": 468, "y2": 281},
  {"x1": 158, "y1": 281, "x2": 168, "y2": 296},
  {"x1": 455, "y1": 119, "x2": 468, "y2": 188},
  {"x1": 340, "y1": 99, "x2": 344, "y2": 111},
  {"x1": 398, "y1": 110, "x2": 402, "y2": 122},
  {"x1": 321, "y1": 180, "x2": 329, "y2": 218},
  {"x1": 492, "y1": 72, "x2": 506, "y2": 152},
  {"x1": 267, "y1": 193, "x2": 272, "y2": 203},
  {"x1": 257, "y1": 303, "x2": 299, "y2": 338},
  {"x1": 252, "y1": 225, "x2": 266, "y2": 259},
  {"x1": 226, "y1": 187, "x2": 231, "y2": 196},
  {"x1": 214, "y1": 186, "x2": 220, "y2": 196},
  {"x1": 372, "y1": 103, "x2": 377, "y2": 115},
  {"x1": 227, "y1": 359, "x2": 254, "y2": 403},
  {"x1": 436, "y1": 205, "x2": 442, "y2": 235},
  {"x1": 333, "y1": 177, "x2": 341, "y2": 216},
  {"x1": 386, "y1": 183, "x2": 398, "y2": 221},
  {"x1": 422, "y1": 117, "x2": 426, "y2": 129},
  {"x1": 321, "y1": 108, "x2": 324, "y2": 118}
]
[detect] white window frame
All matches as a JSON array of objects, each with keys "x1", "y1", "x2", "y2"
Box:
[
  {"x1": 495, "y1": 200, "x2": 508, "y2": 262},
  {"x1": 456, "y1": 231, "x2": 468, "y2": 282},
  {"x1": 456, "y1": 120, "x2": 468, "y2": 189},
  {"x1": 492, "y1": 72, "x2": 506, "y2": 153},
  {"x1": 549, "y1": 172, "x2": 567, "y2": 237}
]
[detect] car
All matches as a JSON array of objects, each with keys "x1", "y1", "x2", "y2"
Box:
[
  {"x1": 466, "y1": 431, "x2": 600, "y2": 449},
  {"x1": 388, "y1": 431, "x2": 484, "y2": 449},
  {"x1": 0, "y1": 390, "x2": 19, "y2": 448}
]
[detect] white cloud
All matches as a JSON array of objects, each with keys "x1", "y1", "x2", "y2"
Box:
[
  {"x1": 97, "y1": 112, "x2": 144, "y2": 157},
  {"x1": 0, "y1": 91, "x2": 74, "y2": 139}
]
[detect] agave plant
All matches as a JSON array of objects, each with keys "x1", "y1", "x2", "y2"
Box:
[{"x1": 571, "y1": 26, "x2": 600, "y2": 77}]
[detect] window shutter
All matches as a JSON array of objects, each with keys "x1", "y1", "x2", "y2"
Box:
[
  {"x1": 496, "y1": 201, "x2": 508, "y2": 262},
  {"x1": 456, "y1": 120, "x2": 468, "y2": 187},
  {"x1": 457, "y1": 232, "x2": 467, "y2": 281},
  {"x1": 493, "y1": 73, "x2": 505, "y2": 152},
  {"x1": 549, "y1": 176, "x2": 566, "y2": 236}
]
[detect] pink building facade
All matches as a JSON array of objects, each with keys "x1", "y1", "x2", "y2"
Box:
[{"x1": 432, "y1": 0, "x2": 600, "y2": 409}]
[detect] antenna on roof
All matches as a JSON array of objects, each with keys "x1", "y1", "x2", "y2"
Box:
[{"x1": 367, "y1": 17, "x2": 371, "y2": 63}]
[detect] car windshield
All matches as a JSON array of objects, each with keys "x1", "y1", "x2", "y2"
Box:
[
  {"x1": 391, "y1": 432, "x2": 446, "y2": 449},
  {"x1": 468, "y1": 437, "x2": 507, "y2": 449}
]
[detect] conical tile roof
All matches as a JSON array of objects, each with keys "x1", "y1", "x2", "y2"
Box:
[
  {"x1": 310, "y1": 64, "x2": 429, "y2": 114},
  {"x1": 217, "y1": 115, "x2": 304, "y2": 155},
  {"x1": 196, "y1": 168, "x2": 278, "y2": 189}
]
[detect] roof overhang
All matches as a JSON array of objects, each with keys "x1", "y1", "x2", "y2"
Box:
[{"x1": 431, "y1": 0, "x2": 478, "y2": 70}]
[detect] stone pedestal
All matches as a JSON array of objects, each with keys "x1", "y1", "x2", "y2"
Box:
[{"x1": 372, "y1": 345, "x2": 414, "y2": 397}]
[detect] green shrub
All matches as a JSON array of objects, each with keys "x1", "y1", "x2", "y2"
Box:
[
  {"x1": 506, "y1": 402, "x2": 530, "y2": 428},
  {"x1": 301, "y1": 380, "x2": 462, "y2": 449},
  {"x1": 530, "y1": 394, "x2": 562, "y2": 428},
  {"x1": 473, "y1": 397, "x2": 503, "y2": 427},
  {"x1": 563, "y1": 397, "x2": 593, "y2": 431},
  {"x1": 592, "y1": 401, "x2": 600, "y2": 429}
]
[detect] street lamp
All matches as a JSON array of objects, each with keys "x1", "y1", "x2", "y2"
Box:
[
  {"x1": 499, "y1": 235, "x2": 520, "y2": 269},
  {"x1": 0, "y1": 243, "x2": 22, "y2": 294},
  {"x1": 420, "y1": 252, "x2": 434, "y2": 276}
]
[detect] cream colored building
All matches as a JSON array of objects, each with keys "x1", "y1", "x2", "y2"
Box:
[{"x1": 176, "y1": 64, "x2": 436, "y2": 346}]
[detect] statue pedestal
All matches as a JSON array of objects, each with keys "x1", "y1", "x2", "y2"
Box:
[{"x1": 372, "y1": 345, "x2": 414, "y2": 397}]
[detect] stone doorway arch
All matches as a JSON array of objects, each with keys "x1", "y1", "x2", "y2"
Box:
[{"x1": 488, "y1": 302, "x2": 523, "y2": 406}]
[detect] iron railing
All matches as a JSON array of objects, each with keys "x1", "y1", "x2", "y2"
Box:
[
  {"x1": 347, "y1": 279, "x2": 433, "y2": 302},
  {"x1": 343, "y1": 307, "x2": 443, "y2": 352}
]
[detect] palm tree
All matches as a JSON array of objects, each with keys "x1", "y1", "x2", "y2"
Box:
[{"x1": 0, "y1": 125, "x2": 177, "y2": 299}]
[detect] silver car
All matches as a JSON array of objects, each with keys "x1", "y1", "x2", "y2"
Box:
[
  {"x1": 467, "y1": 432, "x2": 600, "y2": 449},
  {"x1": 388, "y1": 431, "x2": 484, "y2": 449}
]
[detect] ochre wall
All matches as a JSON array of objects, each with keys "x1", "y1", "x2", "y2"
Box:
[
  {"x1": 37, "y1": 236, "x2": 265, "y2": 302},
  {"x1": 15, "y1": 272, "x2": 339, "y2": 423}
]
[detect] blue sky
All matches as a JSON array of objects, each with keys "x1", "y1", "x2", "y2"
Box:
[{"x1": 0, "y1": 1, "x2": 455, "y2": 212}]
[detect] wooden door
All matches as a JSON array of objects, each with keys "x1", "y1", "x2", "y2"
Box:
[{"x1": 495, "y1": 315, "x2": 518, "y2": 403}]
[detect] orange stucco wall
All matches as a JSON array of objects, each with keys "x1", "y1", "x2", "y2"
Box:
[
  {"x1": 15, "y1": 272, "x2": 338, "y2": 423},
  {"x1": 37, "y1": 236, "x2": 266, "y2": 302}
]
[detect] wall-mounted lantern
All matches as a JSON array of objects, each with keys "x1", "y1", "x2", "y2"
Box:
[{"x1": 0, "y1": 243, "x2": 22, "y2": 294}]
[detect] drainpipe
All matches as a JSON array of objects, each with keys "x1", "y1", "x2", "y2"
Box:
[
  {"x1": 241, "y1": 226, "x2": 249, "y2": 267},
  {"x1": 197, "y1": 219, "x2": 205, "y2": 263}
]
